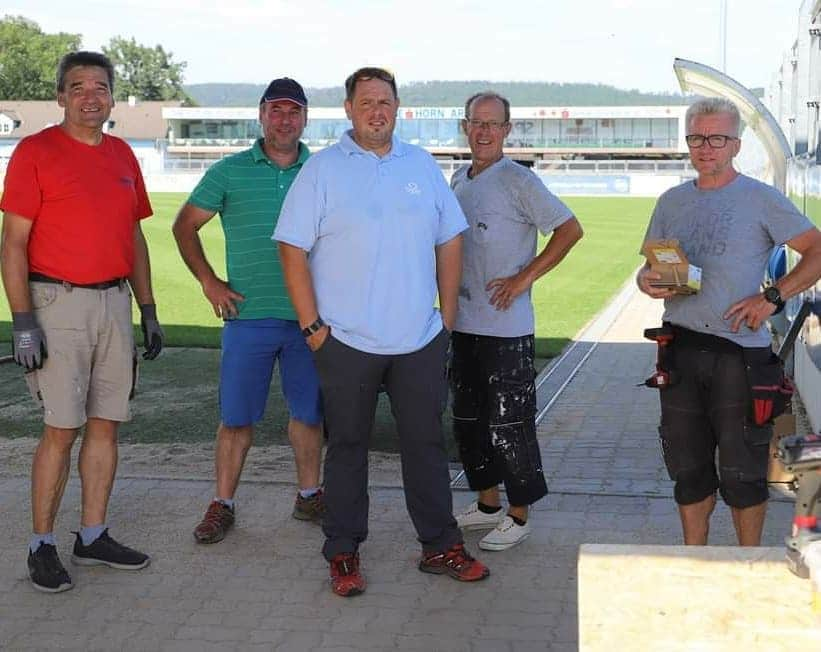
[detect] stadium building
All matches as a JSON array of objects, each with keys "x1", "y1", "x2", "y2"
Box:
[
  {"x1": 162, "y1": 104, "x2": 687, "y2": 162},
  {"x1": 1, "y1": 100, "x2": 695, "y2": 195},
  {"x1": 158, "y1": 103, "x2": 695, "y2": 194}
]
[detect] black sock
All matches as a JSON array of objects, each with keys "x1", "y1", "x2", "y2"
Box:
[
  {"x1": 510, "y1": 514, "x2": 527, "y2": 526},
  {"x1": 477, "y1": 501, "x2": 502, "y2": 514}
]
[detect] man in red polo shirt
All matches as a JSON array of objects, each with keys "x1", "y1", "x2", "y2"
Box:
[{"x1": 0, "y1": 51, "x2": 163, "y2": 593}]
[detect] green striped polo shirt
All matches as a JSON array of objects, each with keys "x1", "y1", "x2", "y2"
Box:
[{"x1": 188, "y1": 140, "x2": 309, "y2": 320}]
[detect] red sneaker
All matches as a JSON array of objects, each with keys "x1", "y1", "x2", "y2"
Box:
[
  {"x1": 329, "y1": 552, "x2": 366, "y2": 597},
  {"x1": 418, "y1": 543, "x2": 490, "y2": 582},
  {"x1": 193, "y1": 501, "x2": 235, "y2": 544}
]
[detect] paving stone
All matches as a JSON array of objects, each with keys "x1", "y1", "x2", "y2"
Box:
[
  {"x1": 320, "y1": 632, "x2": 399, "y2": 649},
  {"x1": 0, "y1": 288, "x2": 803, "y2": 651},
  {"x1": 174, "y1": 625, "x2": 249, "y2": 642},
  {"x1": 162, "y1": 642, "x2": 239, "y2": 652}
]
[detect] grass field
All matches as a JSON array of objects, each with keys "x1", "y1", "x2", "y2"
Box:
[
  {"x1": 0, "y1": 194, "x2": 653, "y2": 359},
  {"x1": 0, "y1": 193, "x2": 653, "y2": 449}
]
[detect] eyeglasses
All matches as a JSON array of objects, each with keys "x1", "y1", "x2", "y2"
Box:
[
  {"x1": 465, "y1": 119, "x2": 508, "y2": 131},
  {"x1": 685, "y1": 134, "x2": 738, "y2": 148}
]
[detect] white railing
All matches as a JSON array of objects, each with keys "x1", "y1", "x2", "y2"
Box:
[
  {"x1": 163, "y1": 158, "x2": 222, "y2": 173},
  {"x1": 534, "y1": 159, "x2": 696, "y2": 175},
  {"x1": 436, "y1": 158, "x2": 696, "y2": 177}
]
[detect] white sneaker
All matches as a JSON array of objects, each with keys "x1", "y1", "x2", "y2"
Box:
[
  {"x1": 478, "y1": 516, "x2": 531, "y2": 551},
  {"x1": 455, "y1": 501, "x2": 505, "y2": 531}
]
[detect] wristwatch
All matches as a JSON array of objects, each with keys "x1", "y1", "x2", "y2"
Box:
[
  {"x1": 301, "y1": 317, "x2": 326, "y2": 337},
  {"x1": 763, "y1": 286, "x2": 785, "y2": 314}
]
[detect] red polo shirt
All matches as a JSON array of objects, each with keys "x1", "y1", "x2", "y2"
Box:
[{"x1": 1, "y1": 125, "x2": 152, "y2": 284}]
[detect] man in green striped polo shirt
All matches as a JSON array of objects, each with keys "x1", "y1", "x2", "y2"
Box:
[{"x1": 172, "y1": 78, "x2": 323, "y2": 544}]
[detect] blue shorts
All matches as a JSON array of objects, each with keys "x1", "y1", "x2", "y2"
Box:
[{"x1": 220, "y1": 318, "x2": 322, "y2": 427}]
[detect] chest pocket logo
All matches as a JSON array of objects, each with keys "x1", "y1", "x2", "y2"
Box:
[{"x1": 405, "y1": 182, "x2": 421, "y2": 195}]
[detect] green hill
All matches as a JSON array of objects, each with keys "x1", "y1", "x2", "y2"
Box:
[{"x1": 184, "y1": 80, "x2": 690, "y2": 107}]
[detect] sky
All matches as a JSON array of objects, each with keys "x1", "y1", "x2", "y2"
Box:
[{"x1": 6, "y1": 0, "x2": 803, "y2": 94}]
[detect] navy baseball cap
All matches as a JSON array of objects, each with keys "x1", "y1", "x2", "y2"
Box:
[{"x1": 260, "y1": 78, "x2": 307, "y2": 106}]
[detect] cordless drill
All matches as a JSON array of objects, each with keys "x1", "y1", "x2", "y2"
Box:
[
  {"x1": 642, "y1": 325, "x2": 678, "y2": 389},
  {"x1": 778, "y1": 434, "x2": 821, "y2": 580}
]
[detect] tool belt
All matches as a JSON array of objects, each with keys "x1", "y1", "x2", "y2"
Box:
[
  {"x1": 667, "y1": 324, "x2": 792, "y2": 425},
  {"x1": 668, "y1": 324, "x2": 742, "y2": 355},
  {"x1": 742, "y1": 348, "x2": 793, "y2": 426},
  {"x1": 29, "y1": 272, "x2": 126, "y2": 291}
]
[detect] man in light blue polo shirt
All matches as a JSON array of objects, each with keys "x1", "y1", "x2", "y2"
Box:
[{"x1": 275, "y1": 67, "x2": 490, "y2": 597}]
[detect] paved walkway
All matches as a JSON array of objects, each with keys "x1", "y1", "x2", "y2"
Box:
[{"x1": 0, "y1": 290, "x2": 798, "y2": 651}]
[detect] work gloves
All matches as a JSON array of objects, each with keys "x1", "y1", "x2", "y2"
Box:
[
  {"x1": 12, "y1": 305, "x2": 163, "y2": 368},
  {"x1": 12, "y1": 312, "x2": 47, "y2": 370},
  {"x1": 139, "y1": 303, "x2": 164, "y2": 360}
]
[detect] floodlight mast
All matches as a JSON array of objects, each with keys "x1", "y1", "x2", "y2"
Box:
[{"x1": 720, "y1": 0, "x2": 728, "y2": 73}]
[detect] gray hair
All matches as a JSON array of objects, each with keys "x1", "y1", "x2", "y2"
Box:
[
  {"x1": 685, "y1": 97, "x2": 741, "y2": 136},
  {"x1": 464, "y1": 91, "x2": 510, "y2": 123}
]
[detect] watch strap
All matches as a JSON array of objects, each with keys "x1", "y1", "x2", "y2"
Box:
[
  {"x1": 302, "y1": 317, "x2": 325, "y2": 337},
  {"x1": 764, "y1": 286, "x2": 785, "y2": 314}
]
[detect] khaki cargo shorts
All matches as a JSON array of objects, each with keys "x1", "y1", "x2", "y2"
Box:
[{"x1": 28, "y1": 281, "x2": 136, "y2": 429}]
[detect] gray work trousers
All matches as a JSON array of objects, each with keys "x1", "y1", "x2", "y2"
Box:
[{"x1": 311, "y1": 328, "x2": 462, "y2": 560}]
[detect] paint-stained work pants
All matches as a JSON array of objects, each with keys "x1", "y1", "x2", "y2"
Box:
[{"x1": 450, "y1": 332, "x2": 548, "y2": 506}]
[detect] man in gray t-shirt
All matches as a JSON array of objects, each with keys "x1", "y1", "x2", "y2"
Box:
[
  {"x1": 637, "y1": 97, "x2": 821, "y2": 547},
  {"x1": 449, "y1": 91, "x2": 583, "y2": 552}
]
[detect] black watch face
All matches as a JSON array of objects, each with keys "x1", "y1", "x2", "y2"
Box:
[{"x1": 764, "y1": 286, "x2": 781, "y2": 304}]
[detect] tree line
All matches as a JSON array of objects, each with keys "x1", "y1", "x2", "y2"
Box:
[
  {"x1": 187, "y1": 80, "x2": 691, "y2": 108},
  {"x1": 5, "y1": 15, "x2": 740, "y2": 108},
  {"x1": 0, "y1": 16, "x2": 190, "y2": 103}
]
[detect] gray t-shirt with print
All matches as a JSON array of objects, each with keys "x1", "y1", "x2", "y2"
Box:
[
  {"x1": 643, "y1": 174, "x2": 813, "y2": 347},
  {"x1": 451, "y1": 157, "x2": 573, "y2": 337}
]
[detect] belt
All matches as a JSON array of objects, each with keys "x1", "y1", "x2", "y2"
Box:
[
  {"x1": 666, "y1": 322, "x2": 742, "y2": 355},
  {"x1": 29, "y1": 272, "x2": 126, "y2": 290}
]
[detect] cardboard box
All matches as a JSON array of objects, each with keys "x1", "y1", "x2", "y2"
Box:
[
  {"x1": 642, "y1": 239, "x2": 702, "y2": 295},
  {"x1": 767, "y1": 412, "x2": 796, "y2": 484}
]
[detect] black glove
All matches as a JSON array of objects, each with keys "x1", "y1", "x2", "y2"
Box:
[
  {"x1": 12, "y1": 312, "x2": 47, "y2": 370},
  {"x1": 138, "y1": 303, "x2": 164, "y2": 360}
]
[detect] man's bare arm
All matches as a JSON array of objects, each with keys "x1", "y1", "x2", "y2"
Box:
[
  {"x1": 129, "y1": 222, "x2": 155, "y2": 305},
  {"x1": 278, "y1": 241, "x2": 327, "y2": 351},
  {"x1": 774, "y1": 227, "x2": 821, "y2": 299},
  {"x1": 2, "y1": 212, "x2": 49, "y2": 368},
  {"x1": 435, "y1": 234, "x2": 463, "y2": 330},
  {"x1": 0, "y1": 212, "x2": 34, "y2": 312},
  {"x1": 130, "y1": 222, "x2": 164, "y2": 359},
  {"x1": 725, "y1": 226, "x2": 821, "y2": 332},
  {"x1": 487, "y1": 217, "x2": 583, "y2": 311},
  {"x1": 172, "y1": 202, "x2": 244, "y2": 319}
]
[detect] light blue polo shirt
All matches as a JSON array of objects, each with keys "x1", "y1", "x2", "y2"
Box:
[{"x1": 273, "y1": 131, "x2": 468, "y2": 354}]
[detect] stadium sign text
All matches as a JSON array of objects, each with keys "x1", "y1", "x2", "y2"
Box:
[{"x1": 400, "y1": 107, "x2": 465, "y2": 120}]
